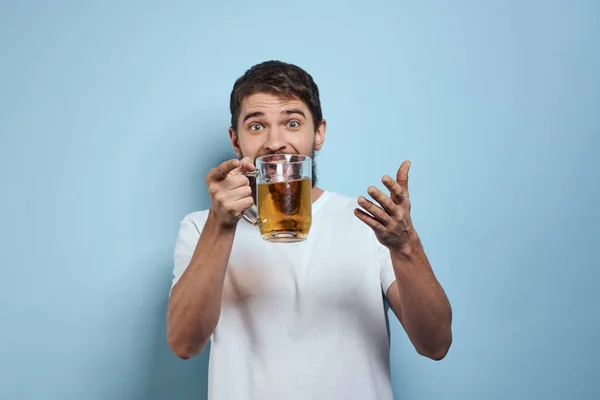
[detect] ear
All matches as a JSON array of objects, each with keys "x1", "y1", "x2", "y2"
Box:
[
  {"x1": 313, "y1": 119, "x2": 327, "y2": 151},
  {"x1": 229, "y1": 127, "x2": 242, "y2": 157}
]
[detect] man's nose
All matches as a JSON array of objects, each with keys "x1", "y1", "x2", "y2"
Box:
[{"x1": 263, "y1": 128, "x2": 288, "y2": 154}]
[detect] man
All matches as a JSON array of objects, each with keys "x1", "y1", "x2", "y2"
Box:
[{"x1": 167, "y1": 60, "x2": 452, "y2": 399}]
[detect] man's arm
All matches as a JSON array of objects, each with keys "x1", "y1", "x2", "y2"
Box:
[
  {"x1": 385, "y1": 235, "x2": 452, "y2": 360},
  {"x1": 167, "y1": 213, "x2": 236, "y2": 359},
  {"x1": 167, "y1": 158, "x2": 255, "y2": 359},
  {"x1": 355, "y1": 160, "x2": 452, "y2": 360}
]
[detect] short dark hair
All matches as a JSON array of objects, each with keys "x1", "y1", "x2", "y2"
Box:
[{"x1": 229, "y1": 60, "x2": 323, "y2": 132}]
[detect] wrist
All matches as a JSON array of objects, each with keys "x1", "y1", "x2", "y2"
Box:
[
  {"x1": 207, "y1": 209, "x2": 238, "y2": 235},
  {"x1": 390, "y1": 231, "x2": 422, "y2": 261}
]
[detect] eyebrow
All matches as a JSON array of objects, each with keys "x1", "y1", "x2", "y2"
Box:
[
  {"x1": 242, "y1": 108, "x2": 307, "y2": 124},
  {"x1": 283, "y1": 108, "x2": 306, "y2": 118},
  {"x1": 242, "y1": 111, "x2": 265, "y2": 123}
]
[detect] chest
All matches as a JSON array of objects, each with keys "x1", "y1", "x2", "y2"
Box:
[{"x1": 222, "y1": 217, "x2": 379, "y2": 308}]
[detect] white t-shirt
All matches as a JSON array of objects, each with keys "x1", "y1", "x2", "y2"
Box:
[{"x1": 171, "y1": 190, "x2": 397, "y2": 400}]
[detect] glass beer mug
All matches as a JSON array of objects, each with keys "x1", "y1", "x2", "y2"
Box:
[{"x1": 243, "y1": 154, "x2": 312, "y2": 243}]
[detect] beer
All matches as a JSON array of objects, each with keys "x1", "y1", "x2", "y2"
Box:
[
  {"x1": 242, "y1": 154, "x2": 313, "y2": 243},
  {"x1": 256, "y1": 178, "x2": 312, "y2": 241}
]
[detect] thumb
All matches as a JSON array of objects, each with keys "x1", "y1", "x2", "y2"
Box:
[
  {"x1": 229, "y1": 156, "x2": 256, "y2": 176},
  {"x1": 396, "y1": 160, "x2": 411, "y2": 192},
  {"x1": 240, "y1": 156, "x2": 256, "y2": 172}
]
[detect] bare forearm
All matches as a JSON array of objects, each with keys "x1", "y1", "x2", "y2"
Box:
[
  {"x1": 167, "y1": 211, "x2": 235, "y2": 359},
  {"x1": 391, "y1": 235, "x2": 452, "y2": 360}
]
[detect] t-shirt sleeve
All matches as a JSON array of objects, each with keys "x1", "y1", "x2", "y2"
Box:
[
  {"x1": 377, "y1": 241, "x2": 396, "y2": 295},
  {"x1": 171, "y1": 213, "x2": 206, "y2": 294}
]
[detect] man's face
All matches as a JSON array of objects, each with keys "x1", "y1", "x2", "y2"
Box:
[{"x1": 229, "y1": 93, "x2": 326, "y2": 181}]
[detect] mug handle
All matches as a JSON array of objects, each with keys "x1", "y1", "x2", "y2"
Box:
[{"x1": 241, "y1": 170, "x2": 259, "y2": 226}]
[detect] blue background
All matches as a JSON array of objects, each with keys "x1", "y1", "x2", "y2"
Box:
[{"x1": 1, "y1": 1, "x2": 598, "y2": 399}]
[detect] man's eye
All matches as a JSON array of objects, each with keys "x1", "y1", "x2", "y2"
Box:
[
  {"x1": 288, "y1": 121, "x2": 300, "y2": 128},
  {"x1": 249, "y1": 124, "x2": 263, "y2": 131}
]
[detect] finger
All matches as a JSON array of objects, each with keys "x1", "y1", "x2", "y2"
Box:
[
  {"x1": 223, "y1": 196, "x2": 255, "y2": 214},
  {"x1": 228, "y1": 185, "x2": 253, "y2": 201},
  {"x1": 358, "y1": 196, "x2": 390, "y2": 225},
  {"x1": 367, "y1": 186, "x2": 396, "y2": 216},
  {"x1": 354, "y1": 208, "x2": 385, "y2": 232},
  {"x1": 240, "y1": 156, "x2": 256, "y2": 173},
  {"x1": 224, "y1": 174, "x2": 250, "y2": 190},
  {"x1": 382, "y1": 175, "x2": 405, "y2": 204},
  {"x1": 210, "y1": 159, "x2": 240, "y2": 181},
  {"x1": 228, "y1": 156, "x2": 256, "y2": 176},
  {"x1": 396, "y1": 160, "x2": 411, "y2": 195}
]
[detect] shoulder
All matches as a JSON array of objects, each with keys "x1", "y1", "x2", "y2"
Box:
[
  {"x1": 319, "y1": 191, "x2": 373, "y2": 235},
  {"x1": 319, "y1": 190, "x2": 358, "y2": 212},
  {"x1": 318, "y1": 191, "x2": 389, "y2": 267},
  {"x1": 178, "y1": 209, "x2": 210, "y2": 234}
]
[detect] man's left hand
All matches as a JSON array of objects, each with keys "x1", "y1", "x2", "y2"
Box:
[{"x1": 354, "y1": 160, "x2": 417, "y2": 254}]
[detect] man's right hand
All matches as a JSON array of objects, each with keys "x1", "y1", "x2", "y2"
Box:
[{"x1": 206, "y1": 157, "x2": 256, "y2": 229}]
